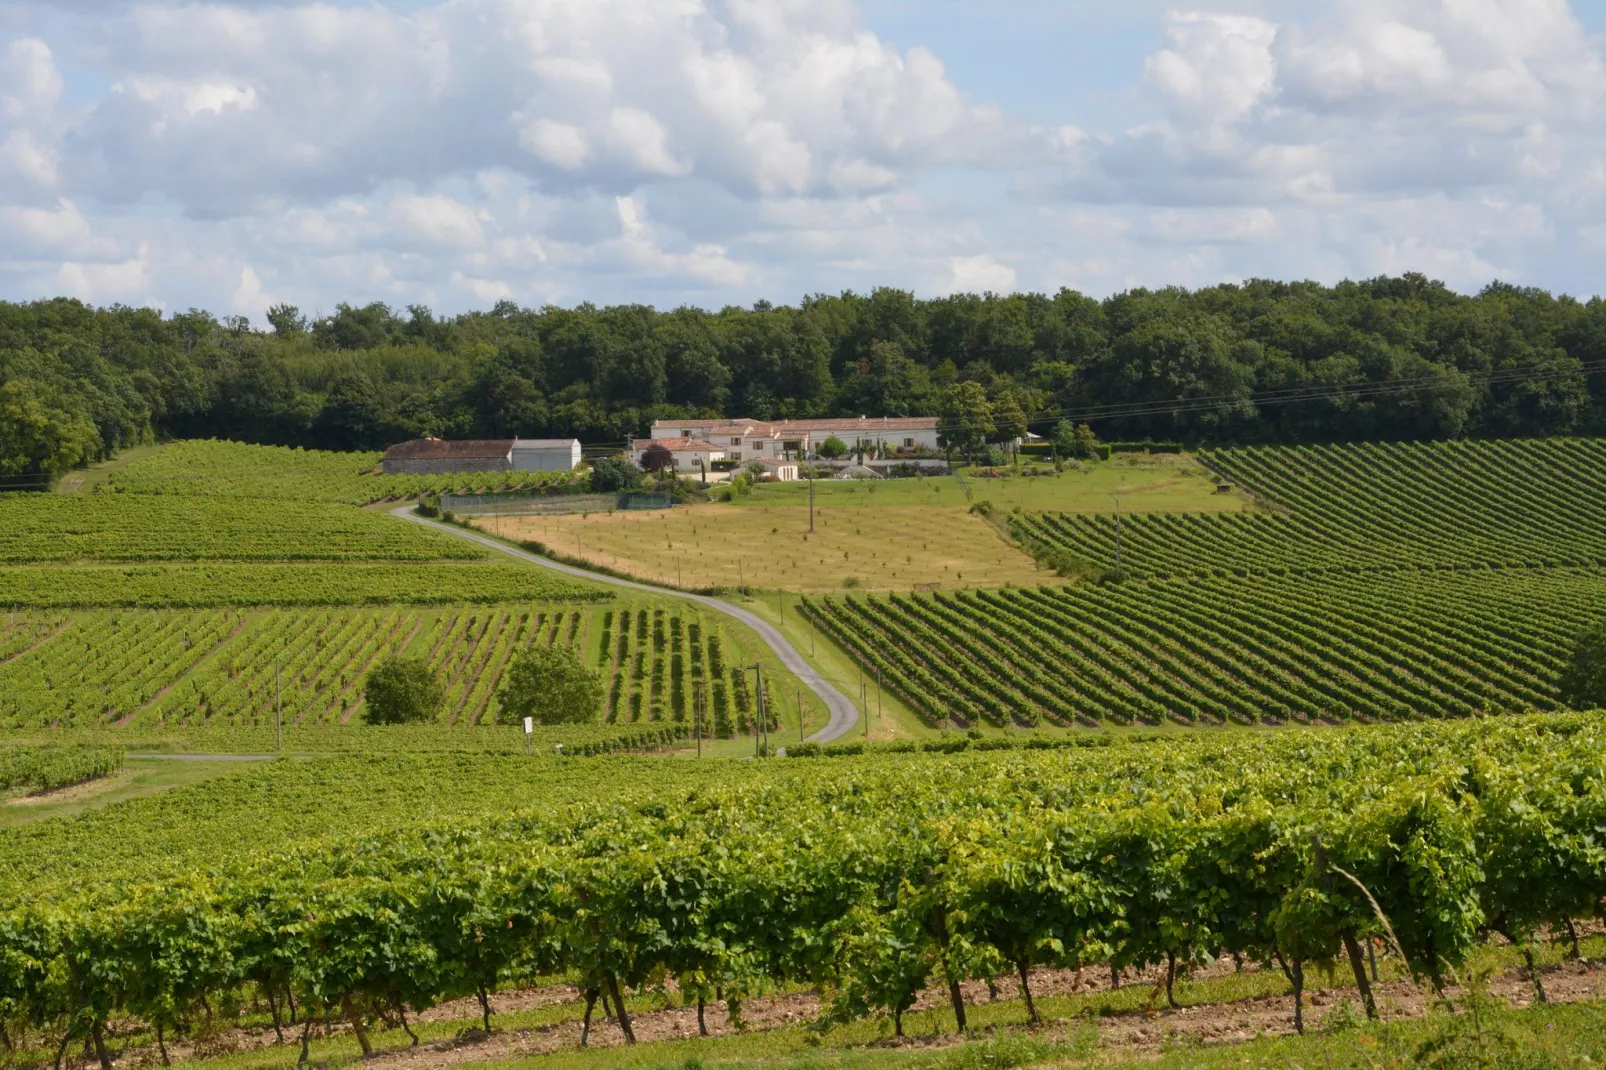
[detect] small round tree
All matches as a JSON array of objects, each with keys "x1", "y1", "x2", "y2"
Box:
[
  {"x1": 362, "y1": 655, "x2": 445, "y2": 724},
  {"x1": 817, "y1": 436, "x2": 848, "y2": 459},
  {"x1": 1559, "y1": 623, "x2": 1606, "y2": 709},
  {"x1": 640, "y1": 444, "x2": 674, "y2": 473},
  {"x1": 497, "y1": 645, "x2": 604, "y2": 725}
]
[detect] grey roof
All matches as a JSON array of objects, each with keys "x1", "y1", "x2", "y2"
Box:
[{"x1": 513, "y1": 438, "x2": 580, "y2": 448}]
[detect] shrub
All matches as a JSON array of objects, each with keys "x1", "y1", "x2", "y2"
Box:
[
  {"x1": 363, "y1": 655, "x2": 445, "y2": 724},
  {"x1": 817, "y1": 436, "x2": 848, "y2": 459},
  {"x1": 589, "y1": 455, "x2": 642, "y2": 492},
  {"x1": 1559, "y1": 622, "x2": 1606, "y2": 708},
  {"x1": 497, "y1": 645, "x2": 605, "y2": 725}
]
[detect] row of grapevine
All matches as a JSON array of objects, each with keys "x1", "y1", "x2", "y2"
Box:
[
  {"x1": 1013, "y1": 436, "x2": 1606, "y2": 577},
  {"x1": 597, "y1": 608, "x2": 765, "y2": 737},
  {"x1": 0, "y1": 744, "x2": 123, "y2": 793},
  {"x1": 0, "y1": 495, "x2": 483, "y2": 564},
  {"x1": 5, "y1": 713, "x2": 1605, "y2": 1055},
  {"x1": 0, "y1": 602, "x2": 776, "y2": 732},
  {"x1": 100, "y1": 439, "x2": 589, "y2": 505},
  {"x1": 801, "y1": 568, "x2": 1600, "y2": 727},
  {"x1": 0, "y1": 563, "x2": 605, "y2": 609},
  {"x1": 0, "y1": 611, "x2": 242, "y2": 728}
]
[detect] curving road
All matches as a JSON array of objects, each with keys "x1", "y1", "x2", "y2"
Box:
[{"x1": 392, "y1": 507, "x2": 860, "y2": 743}]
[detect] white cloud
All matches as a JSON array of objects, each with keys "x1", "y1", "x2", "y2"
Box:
[
  {"x1": 946, "y1": 254, "x2": 1015, "y2": 294},
  {"x1": 1145, "y1": 13, "x2": 1278, "y2": 124},
  {"x1": 0, "y1": 0, "x2": 1604, "y2": 318},
  {"x1": 389, "y1": 194, "x2": 486, "y2": 247}
]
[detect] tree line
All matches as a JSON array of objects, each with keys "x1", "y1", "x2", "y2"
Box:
[{"x1": 3, "y1": 273, "x2": 1604, "y2": 481}]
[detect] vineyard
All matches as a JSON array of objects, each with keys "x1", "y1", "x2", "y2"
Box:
[
  {"x1": 0, "y1": 495, "x2": 483, "y2": 563},
  {"x1": 1011, "y1": 437, "x2": 1606, "y2": 577},
  {"x1": 97, "y1": 440, "x2": 588, "y2": 505},
  {"x1": 0, "y1": 602, "x2": 776, "y2": 737},
  {"x1": 3, "y1": 712, "x2": 1605, "y2": 1054},
  {"x1": 0, "y1": 563, "x2": 604, "y2": 608},
  {"x1": 0, "y1": 745, "x2": 123, "y2": 795},
  {"x1": 801, "y1": 568, "x2": 1602, "y2": 728}
]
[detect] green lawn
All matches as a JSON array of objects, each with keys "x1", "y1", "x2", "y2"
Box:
[{"x1": 735, "y1": 454, "x2": 1248, "y2": 514}]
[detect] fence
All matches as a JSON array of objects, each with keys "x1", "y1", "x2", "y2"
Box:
[{"x1": 442, "y1": 491, "x2": 672, "y2": 516}]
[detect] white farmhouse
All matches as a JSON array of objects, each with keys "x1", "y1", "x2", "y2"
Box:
[
  {"x1": 630, "y1": 437, "x2": 726, "y2": 474},
  {"x1": 649, "y1": 416, "x2": 941, "y2": 457}
]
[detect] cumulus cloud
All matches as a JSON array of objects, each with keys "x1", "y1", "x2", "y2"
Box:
[{"x1": 0, "y1": 0, "x2": 1603, "y2": 317}]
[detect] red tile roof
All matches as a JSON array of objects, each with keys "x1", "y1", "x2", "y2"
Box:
[
  {"x1": 633, "y1": 438, "x2": 720, "y2": 451},
  {"x1": 383, "y1": 438, "x2": 513, "y2": 461}
]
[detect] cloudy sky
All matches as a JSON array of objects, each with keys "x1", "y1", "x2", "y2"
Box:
[{"x1": 1, "y1": 0, "x2": 1603, "y2": 321}]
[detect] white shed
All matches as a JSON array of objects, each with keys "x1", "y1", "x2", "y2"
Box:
[{"x1": 512, "y1": 438, "x2": 582, "y2": 472}]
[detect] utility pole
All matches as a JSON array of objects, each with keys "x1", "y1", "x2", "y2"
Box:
[
  {"x1": 876, "y1": 668, "x2": 882, "y2": 723},
  {"x1": 808, "y1": 470, "x2": 815, "y2": 533},
  {"x1": 862, "y1": 681, "x2": 869, "y2": 737},
  {"x1": 798, "y1": 689, "x2": 805, "y2": 744},
  {"x1": 748, "y1": 664, "x2": 765, "y2": 757},
  {"x1": 778, "y1": 590, "x2": 784, "y2": 622}
]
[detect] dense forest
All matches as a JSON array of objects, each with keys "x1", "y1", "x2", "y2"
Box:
[{"x1": 2, "y1": 273, "x2": 1604, "y2": 481}]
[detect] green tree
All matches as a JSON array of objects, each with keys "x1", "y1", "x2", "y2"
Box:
[
  {"x1": 989, "y1": 392, "x2": 1028, "y2": 453},
  {"x1": 1052, "y1": 420, "x2": 1099, "y2": 459},
  {"x1": 498, "y1": 645, "x2": 603, "y2": 725},
  {"x1": 362, "y1": 655, "x2": 445, "y2": 724},
  {"x1": 589, "y1": 455, "x2": 642, "y2": 492},
  {"x1": 0, "y1": 379, "x2": 100, "y2": 483},
  {"x1": 1558, "y1": 623, "x2": 1606, "y2": 708},
  {"x1": 937, "y1": 381, "x2": 993, "y2": 460},
  {"x1": 816, "y1": 436, "x2": 848, "y2": 459}
]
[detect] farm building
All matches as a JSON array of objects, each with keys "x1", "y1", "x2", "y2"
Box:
[
  {"x1": 752, "y1": 458, "x2": 799, "y2": 481},
  {"x1": 650, "y1": 416, "x2": 942, "y2": 457},
  {"x1": 381, "y1": 438, "x2": 514, "y2": 475},
  {"x1": 631, "y1": 437, "x2": 726, "y2": 473},
  {"x1": 512, "y1": 438, "x2": 582, "y2": 472}
]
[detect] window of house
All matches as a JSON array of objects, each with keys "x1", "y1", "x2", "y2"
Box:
[
  {"x1": 904, "y1": 438, "x2": 915, "y2": 448},
  {"x1": 732, "y1": 451, "x2": 742, "y2": 461},
  {"x1": 682, "y1": 429, "x2": 693, "y2": 437},
  {"x1": 730, "y1": 437, "x2": 742, "y2": 446},
  {"x1": 753, "y1": 441, "x2": 765, "y2": 452}
]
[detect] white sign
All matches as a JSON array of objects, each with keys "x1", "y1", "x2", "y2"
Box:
[{"x1": 523, "y1": 717, "x2": 533, "y2": 734}]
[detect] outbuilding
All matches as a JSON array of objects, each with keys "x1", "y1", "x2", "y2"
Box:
[
  {"x1": 752, "y1": 458, "x2": 799, "y2": 481},
  {"x1": 512, "y1": 438, "x2": 582, "y2": 472}
]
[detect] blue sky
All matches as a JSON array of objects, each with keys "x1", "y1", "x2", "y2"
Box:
[{"x1": 1, "y1": 0, "x2": 1603, "y2": 319}]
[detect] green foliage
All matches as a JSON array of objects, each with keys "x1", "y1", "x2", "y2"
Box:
[
  {"x1": 0, "y1": 494, "x2": 482, "y2": 563},
  {"x1": 1557, "y1": 622, "x2": 1606, "y2": 709},
  {"x1": 817, "y1": 436, "x2": 848, "y2": 460},
  {"x1": 588, "y1": 455, "x2": 642, "y2": 492},
  {"x1": 938, "y1": 382, "x2": 993, "y2": 459},
  {"x1": 1016, "y1": 438, "x2": 1606, "y2": 578},
  {"x1": 362, "y1": 655, "x2": 444, "y2": 725},
  {"x1": 497, "y1": 644, "x2": 605, "y2": 725},
  {"x1": 4, "y1": 712, "x2": 1606, "y2": 1056},
  {"x1": 0, "y1": 563, "x2": 602, "y2": 609},
  {"x1": 0, "y1": 745, "x2": 122, "y2": 792},
  {"x1": 799, "y1": 568, "x2": 1599, "y2": 728},
  {"x1": 0, "y1": 379, "x2": 102, "y2": 483}
]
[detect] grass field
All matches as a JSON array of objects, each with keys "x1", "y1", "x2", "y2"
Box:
[
  {"x1": 477, "y1": 505, "x2": 1048, "y2": 592},
  {"x1": 0, "y1": 756, "x2": 243, "y2": 828}
]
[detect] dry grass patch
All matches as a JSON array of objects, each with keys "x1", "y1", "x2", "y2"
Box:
[{"x1": 474, "y1": 505, "x2": 1048, "y2": 593}]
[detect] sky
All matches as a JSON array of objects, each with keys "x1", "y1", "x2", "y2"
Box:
[{"x1": 0, "y1": 0, "x2": 1603, "y2": 322}]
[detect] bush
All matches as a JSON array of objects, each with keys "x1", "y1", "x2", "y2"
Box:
[
  {"x1": 497, "y1": 644, "x2": 605, "y2": 725},
  {"x1": 363, "y1": 655, "x2": 445, "y2": 724},
  {"x1": 589, "y1": 455, "x2": 642, "y2": 492},
  {"x1": 969, "y1": 500, "x2": 995, "y2": 518},
  {"x1": 817, "y1": 436, "x2": 848, "y2": 459},
  {"x1": 786, "y1": 742, "x2": 822, "y2": 758}
]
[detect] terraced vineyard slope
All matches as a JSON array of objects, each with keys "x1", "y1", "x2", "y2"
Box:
[
  {"x1": 1011, "y1": 438, "x2": 1606, "y2": 577},
  {"x1": 802, "y1": 569, "x2": 1596, "y2": 728}
]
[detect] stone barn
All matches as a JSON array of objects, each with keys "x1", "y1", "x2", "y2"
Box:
[{"x1": 380, "y1": 438, "x2": 514, "y2": 475}]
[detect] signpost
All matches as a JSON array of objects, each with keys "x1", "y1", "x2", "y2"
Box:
[{"x1": 523, "y1": 716, "x2": 533, "y2": 756}]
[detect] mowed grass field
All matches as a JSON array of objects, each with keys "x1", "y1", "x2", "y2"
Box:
[{"x1": 472, "y1": 455, "x2": 1242, "y2": 593}]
